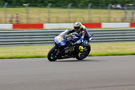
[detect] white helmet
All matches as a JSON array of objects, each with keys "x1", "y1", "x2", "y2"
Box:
[{"x1": 73, "y1": 22, "x2": 82, "y2": 30}]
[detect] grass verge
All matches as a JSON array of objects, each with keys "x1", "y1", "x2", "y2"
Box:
[
  {"x1": 90, "y1": 42, "x2": 135, "y2": 56},
  {"x1": 0, "y1": 42, "x2": 135, "y2": 59}
]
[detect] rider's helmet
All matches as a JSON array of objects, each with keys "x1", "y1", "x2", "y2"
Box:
[{"x1": 73, "y1": 22, "x2": 82, "y2": 31}]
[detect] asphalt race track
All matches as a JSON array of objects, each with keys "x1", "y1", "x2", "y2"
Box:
[{"x1": 0, "y1": 56, "x2": 135, "y2": 90}]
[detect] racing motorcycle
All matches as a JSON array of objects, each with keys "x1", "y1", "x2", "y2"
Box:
[{"x1": 47, "y1": 32, "x2": 93, "y2": 62}]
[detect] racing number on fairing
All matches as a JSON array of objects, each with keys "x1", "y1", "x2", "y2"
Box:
[{"x1": 57, "y1": 36, "x2": 64, "y2": 42}]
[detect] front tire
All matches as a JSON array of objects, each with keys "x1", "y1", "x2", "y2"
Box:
[
  {"x1": 76, "y1": 45, "x2": 91, "y2": 60},
  {"x1": 47, "y1": 47, "x2": 58, "y2": 62}
]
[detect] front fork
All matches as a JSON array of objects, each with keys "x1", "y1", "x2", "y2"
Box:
[{"x1": 54, "y1": 44, "x2": 64, "y2": 57}]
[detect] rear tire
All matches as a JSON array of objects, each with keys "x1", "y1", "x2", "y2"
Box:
[
  {"x1": 47, "y1": 47, "x2": 58, "y2": 62},
  {"x1": 76, "y1": 45, "x2": 91, "y2": 60}
]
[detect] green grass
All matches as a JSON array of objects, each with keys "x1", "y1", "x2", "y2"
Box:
[
  {"x1": 91, "y1": 42, "x2": 135, "y2": 56},
  {"x1": 0, "y1": 45, "x2": 52, "y2": 59},
  {"x1": 0, "y1": 7, "x2": 128, "y2": 24},
  {"x1": 0, "y1": 42, "x2": 135, "y2": 59}
]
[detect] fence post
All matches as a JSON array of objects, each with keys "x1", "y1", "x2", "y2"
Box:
[
  {"x1": 131, "y1": 5, "x2": 135, "y2": 22},
  {"x1": 67, "y1": 3, "x2": 72, "y2": 22},
  {"x1": 124, "y1": 4, "x2": 128, "y2": 22},
  {"x1": 88, "y1": 3, "x2": 92, "y2": 22},
  {"x1": 23, "y1": 3, "x2": 29, "y2": 24},
  {"x1": 3, "y1": 3, "x2": 8, "y2": 24},
  {"x1": 47, "y1": 3, "x2": 52, "y2": 23},
  {"x1": 108, "y1": 4, "x2": 112, "y2": 22},
  {"x1": 15, "y1": 13, "x2": 20, "y2": 24}
]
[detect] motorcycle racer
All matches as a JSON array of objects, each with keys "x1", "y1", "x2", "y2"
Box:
[
  {"x1": 48, "y1": 22, "x2": 93, "y2": 61},
  {"x1": 59, "y1": 22, "x2": 91, "y2": 45}
]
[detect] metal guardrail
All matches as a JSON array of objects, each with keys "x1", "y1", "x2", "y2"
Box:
[{"x1": 0, "y1": 28, "x2": 135, "y2": 46}]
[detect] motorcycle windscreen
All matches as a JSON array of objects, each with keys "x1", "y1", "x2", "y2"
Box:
[{"x1": 54, "y1": 36, "x2": 66, "y2": 46}]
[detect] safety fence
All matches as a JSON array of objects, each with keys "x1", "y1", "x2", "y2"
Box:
[
  {"x1": 1, "y1": 3, "x2": 135, "y2": 24},
  {"x1": 0, "y1": 28, "x2": 135, "y2": 46}
]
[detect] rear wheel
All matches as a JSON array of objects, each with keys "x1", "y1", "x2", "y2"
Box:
[
  {"x1": 47, "y1": 47, "x2": 58, "y2": 62},
  {"x1": 76, "y1": 45, "x2": 91, "y2": 60}
]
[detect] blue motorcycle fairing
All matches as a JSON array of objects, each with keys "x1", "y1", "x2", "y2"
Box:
[{"x1": 54, "y1": 36, "x2": 66, "y2": 46}]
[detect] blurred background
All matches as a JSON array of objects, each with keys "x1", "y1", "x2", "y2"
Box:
[{"x1": 0, "y1": 0, "x2": 135, "y2": 24}]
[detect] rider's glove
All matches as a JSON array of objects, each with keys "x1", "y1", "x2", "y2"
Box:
[{"x1": 75, "y1": 38, "x2": 83, "y2": 44}]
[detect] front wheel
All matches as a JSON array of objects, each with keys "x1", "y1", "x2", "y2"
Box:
[
  {"x1": 47, "y1": 46, "x2": 58, "y2": 62},
  {"x1": 76, "y1": 45, "x2": 91, "y2": 60}
]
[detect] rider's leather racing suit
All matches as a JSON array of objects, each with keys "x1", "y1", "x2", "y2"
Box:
[{"x1": 59, "y1": 25, "x2": 90, "y2": 45}]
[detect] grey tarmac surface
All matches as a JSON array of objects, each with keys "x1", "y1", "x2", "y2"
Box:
[{"x1": 0, "y1": 56, "x2": 135, "y2": 90}]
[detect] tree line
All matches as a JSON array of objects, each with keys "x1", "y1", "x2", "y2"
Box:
[{"x1": 0, "y1": 0, "x2": 135, "y2": 7}]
